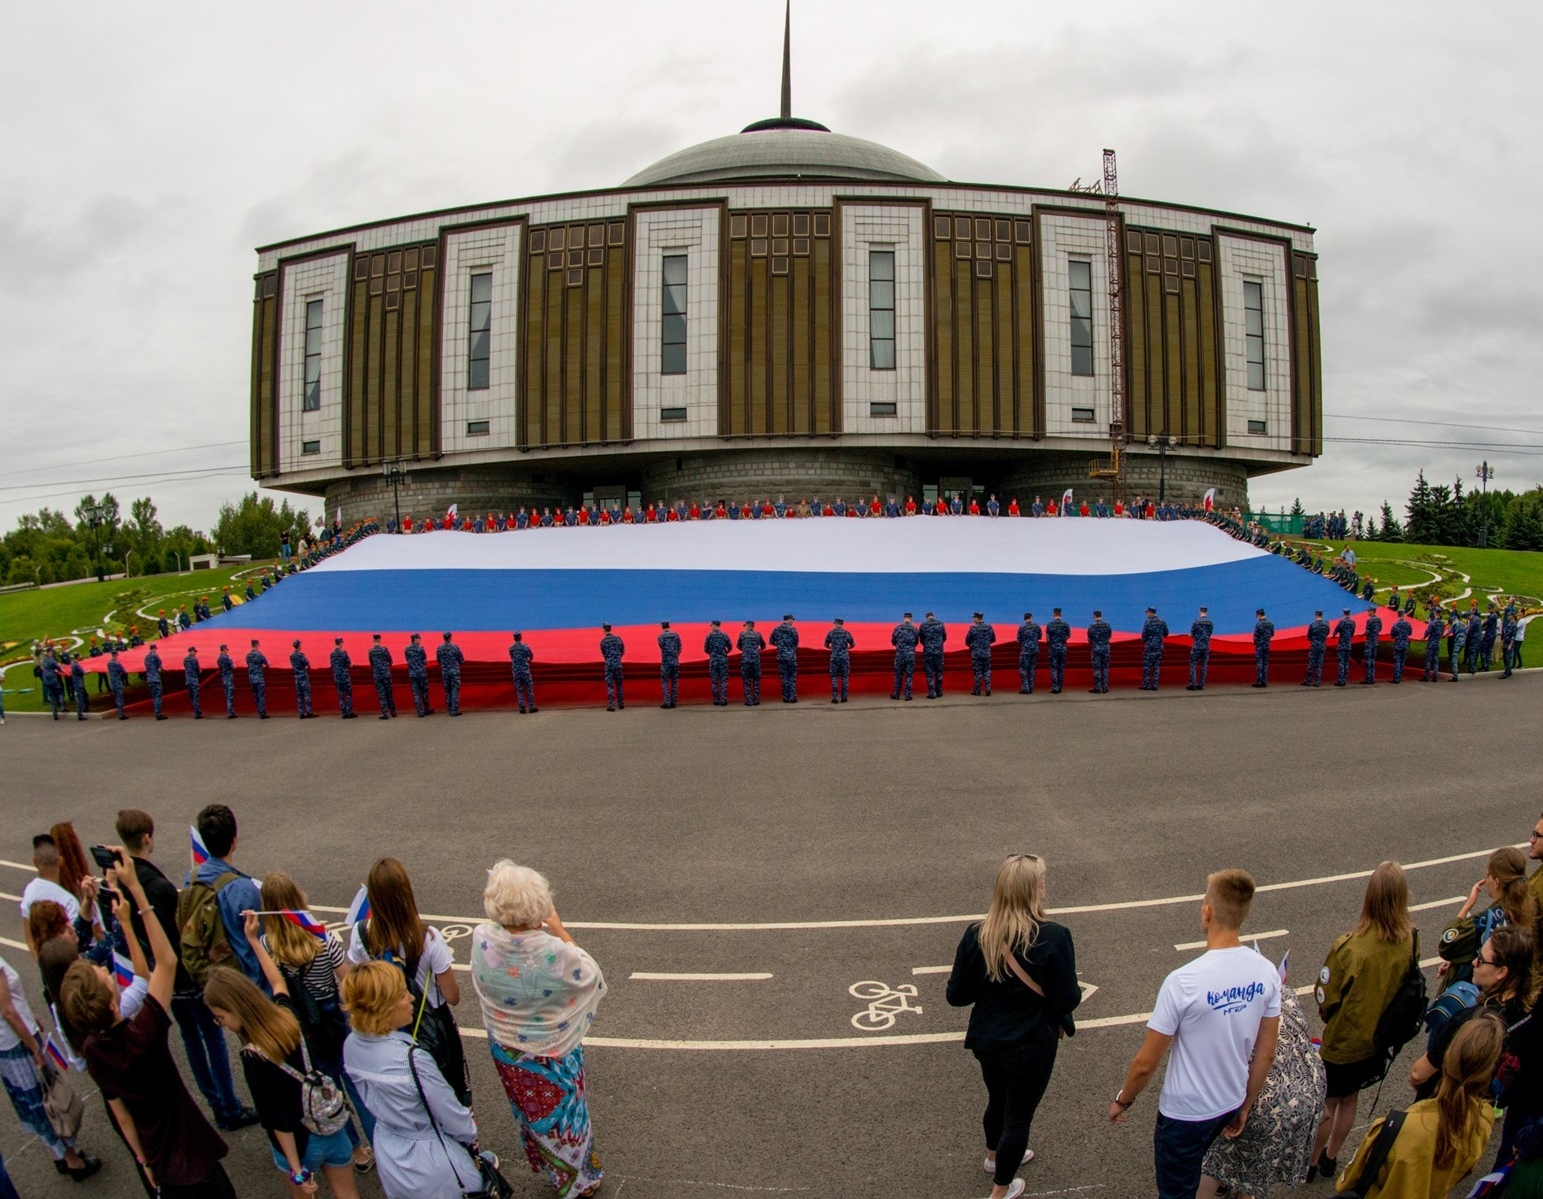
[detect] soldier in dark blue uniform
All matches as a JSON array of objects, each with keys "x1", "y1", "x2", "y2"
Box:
[
  {"x1": 437, "y1": 631, "x2": 465, "y2": 716},
  {"x1": 143, "y1": 644, "x2": 167, "y2": 720},
  {"x1": 245, "y1": 639, "x2": 269, "y2": 718},
  {"x1": 107, "y1": 650, "x2": 129, "y2": 719},
  {"x1": 183, "y1": 647, "x2": 202, "y2": 718},
  {"x1": 657, "y1": 621, "x2": 682, "y2": 708},
  {"x1": 1251, "y1": 609, "x2": 1274, "y2": 687},
  {"x1": 218, "y1": 644, "x2": 237, "y2": 717},
  {"x1": 704, "y1": 621, "x2": 732, "y2": 706},
  {"x1": 507, "y1": 632, "x2": 536, "y2": 713},
  {"x1": 330, "y1": 638, "x2": 357, "y2": 718},
  {"x1": 919, "y1": 612, "x2": 948, "y2": 699},
  {"x1": 1361, "y1": 579, "x2": 1374, "y2": 603},
  {"x1": 58, "y1": 649, "x2": 75, "y2": 708},
  {"x1": 1303, "y1": 611, "x2": 1330, "y2": 687},
  {"x1": 770, "y1": 615, "x2": 800, "y2": 702},
  {"x1": 222, "y1": 587, "x2": 234, "y2": 613},
  {"x1": 1389, "y1": 612, "x2": 1413, "y2": 682},
  {"x1": 1479, "y1": 605, "x2": 1498, "y2": 671},
  {"x1": 1187, "y1": 607, "x2": 1213, "y2": 691},
  {"x1": 1088, "y1": 611, "x2": 1112, "y2": 693},
  {"x1": 1334, "y1": 609, "x2": 1357, "y2": 687},
  {"x1": 1363, "y1": 609, "x2": 1383, "y2": 684},
  {"x1": 1046, "y1": 609, "x2": 1071, "y2": 694},
  {"x1": 40, "y1": 648, "x2": 63, "y2": 718},
  {"x1": 1016, "y1": 612, "x2": 1041, "y2": 694},
  {"x1": 965, "y1": 613, "x2": 996, "y2": 696},
  {"x1": 369, "y1": 634, "x2": 398, "y2": 717},
  {"x1": 71, "y1": 654, "x2": 89, "y2": 719},
  {"x1": 1421, "y1": 610, "x2": 1446, "y2": 682},
  {"x1": 1139, "y1": 608, "x2": 1168, "y2": 690},
  {"x1": 1464, "y1": 609, "x2": 1481, "y2": 675},
  {"x1": 405, "y1": 633, "x2": 433, "y2": 716},
  {"x1": 1502, "y1": 609, "x2": 1519, "y2": 678},
  {"x1": 157, "y1": 610, "x2": 171, "y2": 639},
  {"x1": 737, "y1": 621, "x2": 764, "y2": 706},
  {"x1": 598, "y1": 624, "x2": 626, "y2": 711},
  {"x1": 824, "y1": 618, "x2": 854, "y2": 703},
  {"x1": 289, "y1": 640, "x2": 316, "y2": 718},
  {"x1": 890, "y1": 613, "x2": 919, "y2": 700}
]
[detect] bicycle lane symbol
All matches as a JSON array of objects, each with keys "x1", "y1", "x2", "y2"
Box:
[{"x1": 849, "y1": 980, "x2": 923, "y2": 1032}]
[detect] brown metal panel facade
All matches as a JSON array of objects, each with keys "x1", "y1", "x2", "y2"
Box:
[
  {"x1": 340, "y1": 240, "x2": 439, "y2": 468},
  {"x1": 1123, "y1": 227, "x2": 1223, "y2": 448},
  {"x1": 927, "y1": 211, "x2": 1035, "y2": 436},
  {"x1": 517, "y1": 219, "x2": 629, "y2": 449},
  {"x1": 718, "y1": 208, "x2": 839, "y2": 436},
  {"x1": 250, "y1": 273, "x2": 279, "y2": 477},
  {"x1": 1289, "y1": 252, "x2": 1323, "y2": 457}
]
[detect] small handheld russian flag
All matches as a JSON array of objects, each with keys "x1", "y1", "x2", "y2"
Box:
[
  {"x1": 280, "y1": 910, "x2": 329, "y2": 939},
  {"x1": 43, "y1": 1034, "x2": 71, "y2": 1072},
  {"x1": 111, "y1": 951, "x2": 137, "y2": 990},
  {"x1": 344, "y1": 885, "x2": 371, "y2": 928},
  {"x1": 190, "y1": 824, "x2": 211, "y2": 867}
]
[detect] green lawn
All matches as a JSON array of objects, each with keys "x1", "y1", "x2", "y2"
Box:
[
  {"x1": 1314, "y1": 542, "x2": 1543, "y2": 608},
  {"x1": 0, "y1": 564, "x2": 276, "y2": 711}
]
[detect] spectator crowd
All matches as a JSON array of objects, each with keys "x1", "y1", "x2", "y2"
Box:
[{"x1": 5, "y1": 805, "x2": 1543, "y2": 1197}]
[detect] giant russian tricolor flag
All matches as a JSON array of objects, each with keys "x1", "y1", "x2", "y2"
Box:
[{"x1": 95, "y1": 519, "x2": 1413, "y2": 705}]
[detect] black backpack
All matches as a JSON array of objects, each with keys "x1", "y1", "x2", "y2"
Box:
[
  {"x1": 1372, "y1": 934, "x2": 1427, "y2": 1063},
  {"x1": 280, "y1": 961, "x2": 349, "y2": 1065}
]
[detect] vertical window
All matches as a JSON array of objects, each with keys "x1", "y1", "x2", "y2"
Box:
[
  {"x1": 661, "y1": 254, "x2": 687, "y2": 375},
  {"x1": 869, "y1": 250, "x2": 896, "y2": 370},
  {"x1": 1069, "y1": 260, "x2": 1093, "y2": 377},
  {"x1": 303, "y1": 299, "x2": 323, "y2": 410},
  {"x1": 468, "y1": 272, "x2": 492, "y2": 390},
  {"x1": 1244, "y1": 280, "x2": 1265, "y2": 390}
]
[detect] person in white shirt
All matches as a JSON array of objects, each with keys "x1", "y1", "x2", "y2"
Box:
[
  {"x1": 20, "y1": 834, "x2": 81, "y2": 955},
  {"x1": 1107, "y1": 869, "x2": 1281, "y2": 1199}
]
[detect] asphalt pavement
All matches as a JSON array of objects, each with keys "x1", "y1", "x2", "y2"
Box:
[{"x1": 2, "y1": 670, "x2": 1538, "y2": 1198}]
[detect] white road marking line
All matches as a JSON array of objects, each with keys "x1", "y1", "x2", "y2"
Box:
[
  {"x1": 1175, "y1": 929, "x2": 1288, "y2": 952},
  {"x1": 1, "y1": 935, "x2": 27, "y2": 952},
  {"x1": 1411, "y1": 895, "x2": 1463, "y2": 912},
  {"x1": 629, "y1": 972, "x2": 773, "y2": 981},
  {"x1": 911, "y1": 965, "x2": 951, "y2": 974}
]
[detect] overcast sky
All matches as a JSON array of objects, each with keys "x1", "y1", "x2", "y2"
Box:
[{"x1": 3, "y1": 0, "x2": 1540, "y2": 533}]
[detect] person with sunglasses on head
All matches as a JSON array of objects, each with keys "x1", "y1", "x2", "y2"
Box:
[
  {"x1": 947, "y1": 854, "x2": 1080, "y2": 1199},
  {"x1": 1410, "y1": 924, "x2": 1543, "y2": 1168}
]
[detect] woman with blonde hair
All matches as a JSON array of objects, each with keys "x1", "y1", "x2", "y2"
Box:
[
  {"x1": 341, "y1": 962, "x2": 490, "y2": 1199},
  {"x1": 471, "y1": 861, "x2": 606, "y2": 1198},
  {"x1": 205, "y1": 912, "x2": 360, "y2": 1198},
  {"x1": 1309, "y1": 861, "x2": 1417, "y2": 1179},
  {"x1": 345, "y1": 858, "x2": 466, "y2": 1105},
  {"x1": 1336, "y1": 1011, "x2": 1503, "y2": 1196},
  {"x1": 946, "y1": 854, "x2": 1081, "y2": 1199},
  {"x1": 260, "y1": 873, "x2": 373, "y2": 1169}
]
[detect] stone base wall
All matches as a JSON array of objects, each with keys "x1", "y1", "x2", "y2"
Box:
[
  {"x1": 641, "y1": 450, "x2": 919, "y2": 506},
  {"x1": 1000, "y1": 453, "x2": 1250, "y2": 511},
  {"x1": 324, "y1": 466, "x2": 570, "y2": 526}
]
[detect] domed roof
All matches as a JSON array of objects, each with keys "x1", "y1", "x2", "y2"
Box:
[{"x1": 624, "y1": 122, "x2": 945, "y2": 188}]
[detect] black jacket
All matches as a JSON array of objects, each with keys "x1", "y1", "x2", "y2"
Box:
[
  {"x1": 947, "y1": 920, "x2": 1080, "y2": 1050},
  {"x1": 129, "y1": 855, "x2": 194, "y2": 993}
]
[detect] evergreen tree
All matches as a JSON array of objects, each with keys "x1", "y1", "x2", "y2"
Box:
[
  {"x1": 1379, "y1": 501, "x2": 1403, "y2": 542},
  {"x1": 1405, "y1": 470, "x2": 1435, "y2": 543},
  {"x1": 1290, "y1": 497, "x2": 1304, "y2": 519}
]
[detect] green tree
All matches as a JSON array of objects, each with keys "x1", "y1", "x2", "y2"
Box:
[
  {"x1": 213, "y1": 492, "x2": 310, "y2": 559},
  {"x1": 127, "y1": 496, "x2": 164, "y2": 575},
  {"x1": 1405, "y1": 470, "x2": 1436, "y2": 543},
  {"x1": 1289, "y1": 497, "x2": 1304, "y2": 519},
  {"x1": 1378, "y1": 501, "x2": 1403, "y2": 542}
]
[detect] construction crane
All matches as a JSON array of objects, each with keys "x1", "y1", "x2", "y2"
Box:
[{"x1": 1087, "y1": 148, "x2": 1126, "y2": 500}]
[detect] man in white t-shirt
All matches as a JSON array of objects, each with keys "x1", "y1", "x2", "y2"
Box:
[
  {"x1": 1107, "y1": 869, "x2": 1281, "y2": 1199},
  {"x1": 20, "y1": 833, "x2": 81, "y2": 954}
]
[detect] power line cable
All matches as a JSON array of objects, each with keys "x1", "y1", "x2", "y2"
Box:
[{"x1": 0, "y1": 440, "x2": 246, "y2": 481}]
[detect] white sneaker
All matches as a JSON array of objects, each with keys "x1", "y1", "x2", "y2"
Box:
[{"x1": 984, "y1": 1150, "x2": 1033, "y2": 1173}]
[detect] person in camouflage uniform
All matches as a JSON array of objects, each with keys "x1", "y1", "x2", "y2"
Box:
[
  {"x1": 824, "y1": 618, "x2": 854, "y2": 703},
  {"x1": 1390, "y1": 612, "x2": 1413, "y2": 683},
  {"x1": 1422, "y1": 610, "x2": 1446, "y2": 682},
  {"x1": 1046, "y1": 609, "x2": 1071, "y2": 694},
  {"x1": 507, "y1": 632, "x2": 536, "y2": 713},
  {"x1": 1252, "y1": 609, "x2": 1274, "y2": 687},
  {"x1": 737, "y1": 621, "x2": 764, "y2": 706},
  {"x1": 919, "y1": 612, "x2": 948, "y2": 699},
  {"x1": 369, "y1": 634, "x2": 398, "y2": 718},
  {"x1": 246, "y1": 639, "x2": 270, "y2": 718},
  {"x1": 289, "y1": 640, "x2": 316, "y2": 718},
  {"x1": 107, "y1": 650, "x2": 130, "y2": 719},
  {"x1": 1139, "y1": 607, "x2": 1169, "y2": 690},
  {"x1": 965, "y1": 613, "x2": 995, "y2": 696},
  {"x1": 890, "y1": 613, "x2": 920, "y2": 700},
  {"x1": 218, "y1": 644, "x2": 238, "y2": 716},
  {"x1": 1088, "y1": 611, "x2": 1112, "y2": 694},
  {"x1": 143, "y1": 644, "x2": 167, "y2": 720},
  {"x1": 331, "y1": 637, "x2": 356, "y2": 719},
  {"x1": 657, "y1": 621, "x2": 682, "y2": 708},
  {"x1": 1303, "y1": 611, "x2": 1330, "y2": 687},
  {"x1": 599, "y1": 624, "x2": 625, "y2": 711},
  {"x1": 1363, "y1": 608, "x2": 1383, "y2": 684},
  {"x1": 1187, "y1": 607, "x2": 1213, "y2": 691},
  {"x1": 1016, "y1": 612, "x2": 1041, "y2": 694},
  {"x1": 704, "y1": 621, "x2": 732, "y2": 706},
  {"x1": 405, "y1": 633, "x2": 432, "y2": 716},
  {"x1": 437, "y1": 631, "x2": 465, "y2": 716},
  {"x1": 183, "y1": 646, "x2": 202, "y2": 719},
  {"x1": 770, "y1": 615, "x2": 799, "y2": 702},
  {"x1": 1334, "y1": 609, "x2": 1356, "y2": 687}
]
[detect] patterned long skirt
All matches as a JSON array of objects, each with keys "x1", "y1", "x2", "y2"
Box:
[
  {"x1": 490, "y1": 1040, "x2": 602, "y2": 1197},
  {"x1": 0, "y1": 1042, "x2": 69, "y2": 1160}
]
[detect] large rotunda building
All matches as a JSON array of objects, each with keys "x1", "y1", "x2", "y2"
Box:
[{"x1": 249, "y1": 56, "x2": 1321, "y2": 521}]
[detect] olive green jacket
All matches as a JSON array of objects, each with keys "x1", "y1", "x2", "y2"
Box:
[{"x1": 1316, "y1": 928, "x2": 1416, "y2": 1064}]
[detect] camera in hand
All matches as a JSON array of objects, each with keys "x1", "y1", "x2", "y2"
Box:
[{"x1": 89, "y1": 844, "x2": 120, "y2": 872}]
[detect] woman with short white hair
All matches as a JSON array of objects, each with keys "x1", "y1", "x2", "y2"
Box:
[{"x1": 472, "y1": 861, "x2": 605, "y2": 1198}]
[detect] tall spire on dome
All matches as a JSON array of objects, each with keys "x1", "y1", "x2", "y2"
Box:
[{"x1": 780, "y1": 0, "x2": 792, "y2": 122}]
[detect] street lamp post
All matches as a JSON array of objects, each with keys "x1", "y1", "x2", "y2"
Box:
[
  {"x1": 80, "y1": 502, "x2": 108, "y2": 582},
  {"x1": 1476, "y1": 460, "x2": 1495, "y2": 548},
  {"x1": 383, "y1": 460, "x2": 409, "y2": 532},
  {"x1": 1147, "y1": 433, "x2": 1177, "y2": 502}
]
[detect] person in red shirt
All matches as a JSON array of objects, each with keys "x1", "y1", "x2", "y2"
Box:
[
  {"x1": 665, "y1": 504, "x2": 680, "y2": 522},
  {"x1": 1145, "y1": 501, "x2": 1155, "y2": 519},
  {"x1": 761, "y1": 500, "x2": 775, "y2": 518},
  {"x1": 577, "y1": 505, "x2": 591, "y2": 526},
  {"x1": 1007, "y1": 499, "x2": 1020, "y2": 517},
  {"x1": 968, "y1": 498, "x2": 981, "y2": 516},
  {"x1": 1113, "y1": 499, "x2": 1125, "y2": 516},
  {"x1": 822, "y1": 501, "x2": 835, "y2": 517},
  {"x1": 1079, "y1": 501, "x2": 1090, "y2": 518},
  {"x1": 1046, "y1": 500, "x2": 1058, "y2": 517},
  {"x1": 688, "y1": 502, "x2": 701, "y2": 520},
  {"x1": 598, "y1": 506, "x2": 612, "y2": 526},
  {"x1": 401, "y1": 515, "x2": 413, "y2": 533},
  {"x1": 867, "y1": 495, "x2": 881, "y2": 517},
  {"x1": 715, "y1": 501, "x2": 727, "y2": 519},
  {"x1": 645, "y1": 504, "x2": 658, "y2": 523},
  {"x1": 905, "y1": 496, "x2": 917, "y2": 516},
  {"x1": 460, "y1": 516, "x2": 472, "y2": 531},
  {"x1": 622, "y1": 506, "x2": 635, "y2": 523}
]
